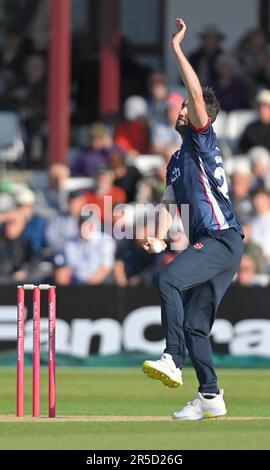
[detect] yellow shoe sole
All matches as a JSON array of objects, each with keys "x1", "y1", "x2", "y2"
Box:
[
  {"x1": 142, "y1": 361, "x2": 182, "y2": 389},
  {"x1": 203, "y1": 411, "x2": 227, "y2": 419}
]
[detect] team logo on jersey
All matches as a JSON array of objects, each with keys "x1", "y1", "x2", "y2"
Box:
[{"x1": 194, "y1": 242, "x2": 204, "y2": 250}]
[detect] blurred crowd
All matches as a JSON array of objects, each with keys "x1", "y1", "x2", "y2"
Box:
[{"x1": 0, "y1": 7, "x2": 270, "y2": 287}]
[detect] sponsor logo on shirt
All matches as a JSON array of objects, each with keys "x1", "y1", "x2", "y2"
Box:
[{"x1": 194, "y1": 242, "x2": 204, "y2": 250}]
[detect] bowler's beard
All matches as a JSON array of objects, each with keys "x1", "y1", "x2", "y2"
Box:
[{"x1": 175, "y1": 122, "x2": 186, "y2": 137}]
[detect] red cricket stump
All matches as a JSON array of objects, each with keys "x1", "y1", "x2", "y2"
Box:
[
  {"x1": 17, "y1": 286, "x2": 25, "y2": 417},
  {"x1": 48, "y1": 287, "x2": 56, "y2": 418},
  {"x1": 17, "y1": 284, "x2": 56, "y2": 418},
  {"x1": 33, "y1": 287, "x2": 41, "y2": 418}
]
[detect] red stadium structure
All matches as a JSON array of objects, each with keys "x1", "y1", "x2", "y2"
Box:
[
  {"x1": 48, "y1": 0, "x2": 71, "y2": 166},
  {"x1": 48, "y1": 0, "x2": 120, "y2": 165},
  {"x1": 99, "y1": 0, "x2": 121, "y2": 120}
]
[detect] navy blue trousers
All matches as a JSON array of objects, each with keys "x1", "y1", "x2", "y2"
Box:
[{"x1": 154, "y1": 228, "x2": 244, "y2": 393}]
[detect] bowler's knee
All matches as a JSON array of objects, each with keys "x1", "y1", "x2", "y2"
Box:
[
  {"x1": 154, "y1": 269, "x2": 175, "y2": 291},
  {"x1": 184, "y1": 321, "x2": 209, "y2": 338}
]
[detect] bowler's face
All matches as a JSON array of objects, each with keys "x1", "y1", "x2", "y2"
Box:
[{"x1": 175, "y1": 100, "x2": 188, "y2": 135}]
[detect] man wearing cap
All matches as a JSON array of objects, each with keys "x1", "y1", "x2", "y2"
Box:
[
  {"x1": 239, "y1": 89, "x2": 270, "y2": 153},
  {"x1": 142, "y1": 19, "x2": 244, "y2": 421},
  {"x1": 189, "y1": 24, "x2": 225, "y2": 85}
]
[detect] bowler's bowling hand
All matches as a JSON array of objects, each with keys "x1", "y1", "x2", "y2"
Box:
[
  {"x1": 172, "y1": 18, "x2": 187, "y2": 49},
  {"x1": 143, "y1": 237, "x2": 167, "y2": 254}
]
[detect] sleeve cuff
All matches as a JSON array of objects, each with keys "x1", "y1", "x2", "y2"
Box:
[{"x1": 188, "y1": 118, "x2": 211, "y2": 132}]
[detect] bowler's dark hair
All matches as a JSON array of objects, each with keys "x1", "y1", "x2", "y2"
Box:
[{"x1": 202, "y1": 86, "x2": 220, "y2": 123}]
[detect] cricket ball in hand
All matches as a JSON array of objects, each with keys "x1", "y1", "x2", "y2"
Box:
[{"x1": 150, "y1": 239, "x2": 164, "y2": 254}]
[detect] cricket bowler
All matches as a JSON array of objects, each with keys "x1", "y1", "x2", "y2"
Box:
[{"x1": 143, "y1": 18, "x2": 244, "y2": 420}]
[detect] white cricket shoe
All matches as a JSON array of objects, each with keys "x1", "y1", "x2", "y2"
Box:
[
  {"x1": 172, "y1": 389, "x2": 227, "y2": 420},
  {"x1": 142, "y1": 353, "x2": 183, "y2": 388}
]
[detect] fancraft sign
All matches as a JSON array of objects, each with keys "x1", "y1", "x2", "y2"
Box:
[{"x1": 0, "y1": 285, "x2": 270, "y2": 358}]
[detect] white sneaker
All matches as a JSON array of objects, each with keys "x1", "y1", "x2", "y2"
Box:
[
  {"x1": 172, "y1": 389, "x2": 227, "y2": 420},
  {"x1": 142, "y1": 353, "x2": 183, "y2": 388}
]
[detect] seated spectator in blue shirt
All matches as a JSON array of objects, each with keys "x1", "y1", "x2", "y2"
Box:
[
  {"x1": 15, "y1": 187, "x2": 47, "y2": 253},
  {"x1": 46, "y1": 189, "x2": 87, "y2": 254},
  {"x1": 53, "y1": 216, "x2": 115, "y2": 285}
]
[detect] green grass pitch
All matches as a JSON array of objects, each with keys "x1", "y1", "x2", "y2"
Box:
[{"x1": 0, "y1": 368, "x2": 270, "y2": 449}]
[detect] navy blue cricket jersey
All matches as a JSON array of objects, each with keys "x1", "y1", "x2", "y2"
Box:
[{"x1": 166, "y1": 119, "x2": 243, "y2": 242}]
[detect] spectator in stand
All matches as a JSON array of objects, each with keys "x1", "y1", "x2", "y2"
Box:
[
  {"x1": 0, "y1": 28, "x2": 25, "y2": 96},
  {"x1": 3, "y1": 52, "x2": 48, "y2": 167},
  {"x1": 54, "y1": 216, "x2": 115, "y2": 285},
  {"x1": 72, "y1": 123, "x2": 113, "y2": 177},
  {"x1": 32, "y1": 163, "x2": 71, "y2": 218},
  {"x1": 135, "y1": 176, "x2": 163, "y2": 204},
  {"x1": 135, "y1": 161, "x2": 169, "y2": 204},
  {"x1": 0, "y1": 192, "x2": 16, "y2": 224},
  {"x1": 255, "y1": 46, "x2": 270, "y2": 90},
  {"x1": 210, "y1": 54, "x2": 249, "y2": 112},
  {"x1": 250, "y1": 189, "x2": 270, "y2": 269},
  {"x1": 248, "y1": 146, "x2": 270, "y2": 192},
  {"x1": 237, "y1": 254, "x2": 257, "y2": 286},
  {"x1": 146, "y1": 71, "x2": 169, "y2": 124},
  {"x1": 150, "y1": 93, "x2": 184, "y2": 162},
  {"x1": 242, "y1": 222, "x2": 267, "y2": 274},
  {"x1": 115, "y1": 96, "x2": 150, "y2": 156},
  {"x1": 46, "y1": 189, "x2": 87, "y2": 254},
  {"x1": 46, "y1": 163, "x2": 71, "y2": 211},
  {"x1": 14, "y1": 187, "x2": 47, "y2": 253},
  {"x1": 235, "y1": 29, "x2": 266, "y2": 87},
  {"x1": 26, "y1": 0, "x2": 49, "y2": 50},
  {"x1": 86, "y1": 164, "x2": 126, "y2": 224},
  {"x1": 108, "y1": 146, "x2": 142, "y2": 202},
  {"x1": 230, "y1": 162, "x2": 254, "y2": 223},
  {"x1": 189, "y1": 24, "x2": 225, "y2": 85},
  {"x1": 114, "y1": 223, "x2": 157, "y2": 286},
  {"x1": 0, "y1": 208, "x2": 42, "y2": 283},
  {"x1": 238, "y1": 90, "x2": 270, "y2": 153}
]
